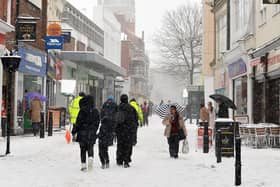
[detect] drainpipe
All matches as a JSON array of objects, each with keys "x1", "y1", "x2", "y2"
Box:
[{"x1": 226, "y1": 0, "x2": 230, "y2": 51}]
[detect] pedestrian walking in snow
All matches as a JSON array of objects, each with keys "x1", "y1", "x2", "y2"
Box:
[
  {"x1": 116, "y1": 94, "x2": 138, "y2": 168},
  {"x1": 199, "y1": 104, "x2": 209, "y2": 122},
  {"x1": 69, "y1": 92, "x2": 85, "y2": 141},
  {"x1": 30, "y1": 96, "x2": 42, "y2": 136},
  {"x1": 72, "y1": 95, "x2": 100, "y2": 171},
  {"x1": 207, "y1": 102, "x2": 215, "y2": 130},
  {"x1": 162, "y1": 105, "x2": 187, "y2": 158},
  {"x1": 130, "y1": 99, "x2": 143, "y2": 145},
  {"x1": 98, "y1": 96, "x2": 118, "y2": 169},
  {"x1": 141, "y1": 101, "x2": 149, "y2": 126}
]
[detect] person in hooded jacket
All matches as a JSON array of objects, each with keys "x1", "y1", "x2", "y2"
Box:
[
  {"x1": 129, "y1": 98, "x2": 143, "y2": 145},
  {"x1": 116, "y1": 94, "x2": 138, "y2": 168},
  {"x1": 72, "y1": 95, "x2": 100, "y2": 171},
  {"x1": 98, "y1": 96, "x2": 118, "y2": 169}
]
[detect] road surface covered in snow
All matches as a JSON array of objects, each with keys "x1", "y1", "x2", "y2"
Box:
[{"x1": 0, "y1": 116, "x2": 280, "y2": 187}]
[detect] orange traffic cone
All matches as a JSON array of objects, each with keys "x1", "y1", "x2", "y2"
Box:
[{"x1": 65, "y1": 128, "x2": 71, "y2": 144}]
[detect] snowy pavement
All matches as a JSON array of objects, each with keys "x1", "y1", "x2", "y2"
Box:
[{"x1": 0, "y1": 116, "x2": 280, "y2": 187}]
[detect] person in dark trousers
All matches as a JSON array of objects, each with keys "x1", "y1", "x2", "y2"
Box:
[
  {"x1": 30, "y1": 96, "x2": 42, "y2": 136},
  {"x1": 142, "y1": 101, "x2": 149, "y2": 126},
  {"x1": 98, "y1": 96, "x2": 118, "y2": 169},
  {"x1": 116, "y1": 94, "x2": 138, "y2": 168},
  {"x1": 162, "y1": 105, "x2": 187, "y2": 158},
  {"x1": 72, "y1": 95, "x2": 100, "y2": 171}
]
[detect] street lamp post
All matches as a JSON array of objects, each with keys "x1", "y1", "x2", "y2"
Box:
[{"x1": 1, "y1": 55, "x2": 21, "y2": 155}]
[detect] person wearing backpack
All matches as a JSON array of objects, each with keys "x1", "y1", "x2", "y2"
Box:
[
  {"x1": 98, "y1": 96, "x2": 118, "y2": 169},
  {"x1": 116, "y1": 94, "x2": 138, "y2": 168},
  {"x1": 72, "y1": 95, "x2": 100, "y2": 171}
]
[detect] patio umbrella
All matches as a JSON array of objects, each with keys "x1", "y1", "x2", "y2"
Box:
[
  {"x1": 24, "y1": 92, "x2": 47, "y2": 102},
  {"x1": 209, "y1": 94, "x2": 236, "y2": 110},
  {"x1": 154, "y1": 103, "x2": 185, "y2": 119}
]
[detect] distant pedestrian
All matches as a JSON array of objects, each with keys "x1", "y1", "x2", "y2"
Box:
[
  {"x1": 162, "y1": 105, "x2": 187, "y2": 158},
  {"x1": 199, "y1": 104, "x2": 209, "y2": 122},
  {"x1": 69, "y1": 92, "x2": 85, "y2": 141},
  {"x1": 30, "y1": 96, "x2": 42, "y2": 136},
  {"x1": 72, "y1": 95, "x2": 100, "y2": 171},
  {"x1": 116, "y1": 94, "x2": 138, "y2": 168},
  {"x1": 207, "y1": 102, "x2": 215, "y2": 129},
  {"x1": 141, "y1": 101, "x2": 149, "y2": 126},
  {"x1": 98, "y1": 96, "x2": 118, "y2": 169}
]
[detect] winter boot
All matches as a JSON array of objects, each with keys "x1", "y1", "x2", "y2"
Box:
[
  {"x1": 88, "y1": 157, "x2": 93, "y2": 170},
  {"x1": 124, "y1": 163, "x2": 130, "y2": 168},
  {"x1": 81, "y1": 163, "x2": 87, "y2": 172},
  {"x1": 101, "y1": 164, "x2": 106, "y2": 169},
  {"x1": 105, "y1": 162, "x2": 110, "y2": 169}
]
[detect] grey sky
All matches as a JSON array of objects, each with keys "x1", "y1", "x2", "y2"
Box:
[{"x1": 67, "y1": 0, "x2": 198, "y2": 56}]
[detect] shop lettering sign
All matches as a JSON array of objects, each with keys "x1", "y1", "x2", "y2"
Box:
[
  {"x1": 17, "y1": 22, "x2": 37, "y2": 42},
  {"x1": 263, "y1": 0, "x2": 280, "y2": 4},
  {"x1": 228, "y1": 59, "x2": 247, "y2": 78},
  {"x1": 18, "y1": 47, "x2": 47, "y2": 77}
]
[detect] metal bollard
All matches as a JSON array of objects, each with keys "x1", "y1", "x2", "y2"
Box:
[
  {"x1": 235, "y1": 122, "x2": 241, "y2": 186},
  {"x1": 40, "y1": 112, "x2": 45, "y2": 138},
  {"x1": 203, "y1": 122, "x2": 209, "y2": 153},
  {"x1": 48, "y1": 112, "x2": 53, "y2": 136},
  {"x1": 216, "y1": 129, "x2": 222, "y2": 163}
]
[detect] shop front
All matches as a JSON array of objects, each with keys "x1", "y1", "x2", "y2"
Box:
[
  {"x1": 228, "y1": 58, "x2": 248, "y2": 118},
  {"x1": 251, "y1": 48, "x2": 280, "y2": 125},
  {"x1": 15, "y1": 46, "x2": 47, "y2": 134}
]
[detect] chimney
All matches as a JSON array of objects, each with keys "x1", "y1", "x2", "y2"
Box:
[{"x1": 142, "y1": 31, "x2": 144, "y2": 40}]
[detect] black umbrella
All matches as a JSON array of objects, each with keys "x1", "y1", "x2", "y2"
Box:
[
  {"x1": 154, "y1": 103, "x2": 185, "y2": 119},
  {"x1": 209, "y1": 94, "x2": 237, "y2": 110}
]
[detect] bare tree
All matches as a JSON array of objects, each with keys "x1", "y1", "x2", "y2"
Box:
[{"x1": 153, "y1": 4, "x2": 202, "y2": 85}]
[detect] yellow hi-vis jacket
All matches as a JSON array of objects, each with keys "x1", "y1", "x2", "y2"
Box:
[
  {"x1": 130, "y1": 101, "x2": 144, "y2": 124},
  {"x1": 69, "y1": 96, "x2": 83, "y2": 125}
]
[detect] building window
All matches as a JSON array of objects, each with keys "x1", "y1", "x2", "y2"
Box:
[
  {"x1": 259, "y1": 0, "x2": 267, "y2": 25},
  {"x1": 217, "y1": 14, "x2": 227, "y2": 57},
  {"x1": 234, "y1": 76, "x2": 247, "y2": 115},
  {"x1": 274, "y1": 4, "x2": 280, "y2": 14}
]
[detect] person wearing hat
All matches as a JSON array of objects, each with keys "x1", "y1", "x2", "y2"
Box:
[
  {"x1": 116, "y1": 94, "x2": 138, "y2": 168},
  {"x1": 98, "y1": 96, "x2": 118, "y2": 169}
]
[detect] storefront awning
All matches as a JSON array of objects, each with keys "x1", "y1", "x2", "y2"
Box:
[
  {"x1": 250, "y1": 37, "x2": 280, "y2": 59},
  {"x1": 0, "y1": 19, "x2": 14, "y2": 34},
  {"x1": 59, "y1": 51, "x2": 126, "y2": 77}
]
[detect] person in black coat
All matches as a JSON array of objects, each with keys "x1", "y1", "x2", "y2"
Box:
[
  {"x1": 98, "y1": 96, "x2": 118, "y2": 169},
  {"x1": 72, "y1": 95, "x2": 100, "y2": 171},
  {"x1": 217, "y1": 101, "x2": 229, "y2": 118},
  {"x1": 116, "y1": 94, "x2": 138, "y2": 168}
]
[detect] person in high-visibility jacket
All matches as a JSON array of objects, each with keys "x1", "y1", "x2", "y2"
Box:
[
  {"x1": 129, "y1": 99, "x2": 144, "y2": 126},
  {"x1": 129, "y1": 98, "x2": 143, "y2": 146},
  {"x1": 69, "y1": 92, "x2": 86, "y2": 138}
]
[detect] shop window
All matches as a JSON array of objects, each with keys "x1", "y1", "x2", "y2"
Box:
[{"x1": 234, "y1": 76, "x2": 247, "y2": 115}]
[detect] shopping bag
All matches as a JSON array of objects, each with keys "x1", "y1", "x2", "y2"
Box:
[
  {"x1": 182, "y1": 139, "x2": 189, "y2": 154},
  {"x1": 65, "y1": 128, "x2": 71, "y2": 144}
]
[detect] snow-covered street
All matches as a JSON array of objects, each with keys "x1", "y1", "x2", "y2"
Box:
[{"x1": 0, "y1": 116, "x2": 280, "y2": 187}]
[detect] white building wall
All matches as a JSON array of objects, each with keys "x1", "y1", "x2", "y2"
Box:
[
  {"x1": 204, "y1": 76, "x2": 214, "y2": 105},
  {"x1": 93, "y1": 6, "x2": 121, "y2": 66}
]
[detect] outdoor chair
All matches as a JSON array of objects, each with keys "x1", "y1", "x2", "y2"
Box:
[{"x1": 269, "y1": 127, "x2": 280, "y2": 147}]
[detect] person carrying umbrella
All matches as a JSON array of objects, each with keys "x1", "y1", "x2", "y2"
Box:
[
  {"x1": 69, "y1": 92, "x2": 85, "y2": 141},
  {"x1": 162, "y1": 105, "x2": 187, "y2": 158}
]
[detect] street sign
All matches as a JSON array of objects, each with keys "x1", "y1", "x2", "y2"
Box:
[
  {"x1": 263, "y1": 0, "x2": 280, "y2": 4},
  {"x1": 61, "y1": 31, "x2": 71, "y2": 43},
  {"x1": 45, "y1": 36, "x2": 64, "y2": 50}
]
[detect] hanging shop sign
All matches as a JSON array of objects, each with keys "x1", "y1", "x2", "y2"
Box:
[
  {"x1": 228, "y1": 58, "x2": 247, "y2": 78},
  {"x1": 17, "y1": 22, "x2": 37, "y2": 42},
  {"x1": 18, "y1": 47, "x2": 47, "y2": 77},
  {"x1": 61, "y1": 31, "x2": 71, "y2": 43},
  {"x1": 47, "y1": 23, "x2": 62, "y2": 36},
  {"x1": 263, "y1": 0, "x2": 280, "y2": 4},
  {"x1": 45, "y1": 36, "x2": 64, "y2": 50}
]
